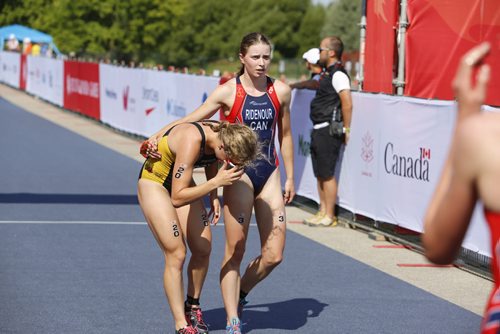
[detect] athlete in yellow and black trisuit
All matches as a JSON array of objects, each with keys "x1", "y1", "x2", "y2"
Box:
[
  {"x1": 137, "y1": 120, "x2": 259, "y2": 334},
  {"x1": 139, "y1": 122, "x2": 217, "y2": 191}
]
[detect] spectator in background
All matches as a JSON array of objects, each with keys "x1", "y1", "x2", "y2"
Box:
[
  {"x1": 22, "y1": 37, "x2": 32, "y2": 55},
  {"x1": 303, "y1": 36, "x2": 352, "y2": 227},
  {"x1": 289, "y1": 48, "x2": 324, "y2": 90},
  {"x1": 422, "y1": 42, "x2": 496, "y2": 333},
  {"x1": 6, "y1": 34, "x2": 20, "y2": 52},
  {"x1": 40, "y1": 43, "x2": 48, "y2": 57},
  {"x1": 31, "y1": 43, "x2": 41, "y2": 56}
]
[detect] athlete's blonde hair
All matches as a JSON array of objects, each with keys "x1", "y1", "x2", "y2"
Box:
[{"x1": 203, "y1": 121, "x2": 261, "y2": 167}]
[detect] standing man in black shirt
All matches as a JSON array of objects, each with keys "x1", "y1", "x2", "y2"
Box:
[{"x1": 304, "y1": 36, "x2": 353, "y2": 227}]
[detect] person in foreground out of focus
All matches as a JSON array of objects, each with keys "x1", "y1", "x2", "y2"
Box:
[{"x1": 422, "y1": 42, "x2": 496, "y2": 333}]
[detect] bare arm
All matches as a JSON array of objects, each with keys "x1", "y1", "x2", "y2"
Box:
[
  {"x1": 141, "y1": 82, "x2": 234, "y2": 158},
  {"x1": 422, "y1": 42, "x2": 491, "y2": 264},
  {"x1": 289, "y1": 79, "x2": 320, "y2": 90},
  {"x1": 276, "y1": 82, "x2": 295, "y2": 204},
  {"x1": 151, "y1": 83, "x2": 232, "y2": 140},
  {"x1": 169, "y1": 126, "x2": 244, "y2": 208},
  {"x1": 205, "y1": 162, "x2": 221, "y2": 225},
  {"x1": 338, "y1": 89, "x2": 352, "y2": 144}
]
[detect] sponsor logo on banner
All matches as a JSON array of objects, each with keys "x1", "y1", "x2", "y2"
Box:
[
  {"x1": 123, "y1": 86, "x2": 129, "y2": 110},
  {"x1": 143, "y1": 87, "x2": 159, "y2": 115},
  {"x1": 384, "y1": 143, "x2": 430, "y2": 181},
  {"x1": 2, "y1": 63, "x2": 17, "y2": 74},
  {"x1": 63, "y1": 61, "x2": 100, "y2": 119},
  {"x1": 122, "y1": 86, "x2": 136, "y2": 112},
  {"x1": 361, "y1": 131, "x2": 374, "y2": 177},
  {"x1": 66, "y1": 75, "x2": 99, "y2": 97},
  {"x1": 298, "y1": 134, "x2": 310, "y2": 157},
  {"x1": 166, "y1": 98, "x2": 186, "y2": 117},
  {"x1": 105, "y1": 88, "x2": 117, "y2": 99}
]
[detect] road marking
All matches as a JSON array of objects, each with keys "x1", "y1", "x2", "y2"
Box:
[
  {"x1": 0, "y1": 220, "x2": 147, "y2": 225},
  {"x1": 0, "y1": 220, "x2": 258, "y2": 226}
]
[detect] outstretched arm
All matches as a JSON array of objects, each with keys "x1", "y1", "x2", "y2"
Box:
[
  {"x1": 423, "y1": 42, "x2": 491, "y2": 264},
  {"x1": 141, "y1": 82, "x2": 234, "y2": 157},
  {"x1": 289, "y1": 79, "x2": 320, "y2": 90}
]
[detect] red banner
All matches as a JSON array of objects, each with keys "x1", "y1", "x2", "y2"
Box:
[
  {"x1": 405, "y1": 0, "x2": 500, "y2": 106},
  {"x1": 364, "y1": 0, "x2": 399, "y2": 93},
  {"x1": 63, "y1": 61, "x2": 100, "y2": 119},
  {"x1": 19, "y1": 54, "x2": 27, "y2": 90}
]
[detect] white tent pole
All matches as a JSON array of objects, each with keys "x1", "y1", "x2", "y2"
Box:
[
  {"x1": 394, "y1": 0, "x2": 408, "y2": 95},
  {"x1": 358, "y1": 0, "x2": 367, "y2": 91}
]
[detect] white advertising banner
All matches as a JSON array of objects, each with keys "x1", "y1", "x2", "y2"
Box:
[
  {"x1": 142, "y1": 71, "x2": 219, "y2": 137},
  {"x1": 288, "y1": 91, "x2": 491, "y2": 257},
  {"x1": 284, "y1": 89, "x2": 319, "y2": 202},
  {"x1": 0, "y1": 51, "x2": 21, "y2": 88},
  {"x1": 100, "y1": 65, "x2": 219, "y2": 137},
  {"x1": 99, "y1": 64, "x2": 145, "y2": 135},
  {"x1": 26, "y1": 56, "x2": 64, "y2": 106}
]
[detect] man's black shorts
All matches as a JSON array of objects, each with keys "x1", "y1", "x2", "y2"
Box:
[{"x1": 310, "y1": 126, "x2": 343, "y2": 179}]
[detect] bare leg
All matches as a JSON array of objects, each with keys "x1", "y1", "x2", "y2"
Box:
[
  {"x1": 321, "y1": 176, "x2": 337, "y2": 218},
  {"x1": 137, "y1": 179, "x2": 189, "y2": 331},
  {"x1": 220, "y1": 176, "x2": 254, "y2": 322},
  {"x1": 317, "y1": 178, "x2": 326, "y2": 214},
  {"x1": 240, "y1": 170, "x2": 286, "y2": 295},
  {"x1": 176, "y1": 201, "x2": 212, "y2": 301}
]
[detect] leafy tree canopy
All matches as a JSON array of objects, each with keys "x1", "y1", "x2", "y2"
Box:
[{"x1": 0, "y1": 0, "x2": 362, "y2": 66}]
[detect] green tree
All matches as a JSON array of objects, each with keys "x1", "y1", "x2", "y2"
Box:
[
  {"x1": 321, "y1": 0, "x2": 361, "y2": 52},
  {"x1": 232, "y1": 0, "x2": 310, "y2": 59},
  {"x1": 160, "y1": 0, "x2": 245, "y2": 67},
  {"x1": 0, "y1": 0, "x2": 329, "y2": 66},
  {"x1": 295, "y1": 4, "x2": 326, "y2": 56}
]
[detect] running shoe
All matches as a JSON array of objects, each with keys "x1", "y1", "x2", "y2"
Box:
[
  {"x1": 185, "y1": 306, "x2": 209, "y2": 334},
  {"x1": 237, "y1": 297, "x2": 248, "y2": 319},
  {"x1": 308, "y1": 215, "x2": 337, "y2": 227},
  {"x1": 175, "y1": 326, "x2": 197, "y2": 334},
  {"x1": 225, "y1": 317, "x2": 242, "y2": 334},
  {"x1": 303, "y1": 211, "x2": 324, "y2": 225}
]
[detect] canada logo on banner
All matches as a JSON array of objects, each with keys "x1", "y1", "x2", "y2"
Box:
[
  {"x1": 63, "y1": 61, "x2": 100, "y2": 120},
  {"x1": 142, "y1": 87, "x2": 159, "y2": 116},
  {"x1": 361, "y1": 131, "x2": 374, "y2": 177}
]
